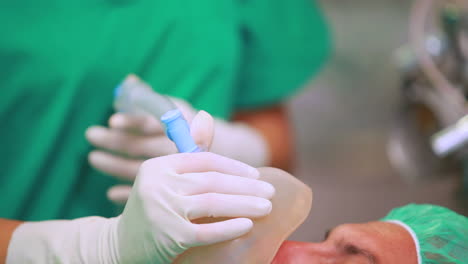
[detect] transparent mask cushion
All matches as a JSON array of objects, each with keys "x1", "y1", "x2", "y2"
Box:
[{"x1": 174, "y1": 167, "x2": 313, "y2": 264}]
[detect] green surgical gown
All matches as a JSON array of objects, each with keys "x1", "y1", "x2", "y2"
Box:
[{"x1": 0, "y1": 0, "x2": 330, "y2": 220}]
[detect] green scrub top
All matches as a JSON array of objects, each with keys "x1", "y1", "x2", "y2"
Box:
[{"x1": 0, "y1": 0, "x2": 330, "y2": 220}]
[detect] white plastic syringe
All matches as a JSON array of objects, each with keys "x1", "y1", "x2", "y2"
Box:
[{"x1": 114, "y1": 75, "x2": 202, "y2": 153}]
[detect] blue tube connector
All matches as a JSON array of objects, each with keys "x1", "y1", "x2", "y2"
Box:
[{"x1": 161, "y1": 109, "x2": 202, "y2": 153}]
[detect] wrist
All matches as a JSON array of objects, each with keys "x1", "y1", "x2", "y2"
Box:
[
  {"x1": 6, "y1": 216, "x2": 120, "y2": 264},
  {"x1": 211, "y1": 119, "x2": 270, "y2": 167},
  {"x1": 0, "y1": 219, "x2": 22, "y2": 264},
  {"x1": 94, "y1": 217, "x2": 121, "y2": 264}
]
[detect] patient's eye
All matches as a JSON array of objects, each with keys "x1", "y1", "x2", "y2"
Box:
[
  {"x1": 342, "y1": 243, "x2": 377, "y2": 264},
  {"x1": 344, "y1": 244, "x2": 361, "y2": 255}
]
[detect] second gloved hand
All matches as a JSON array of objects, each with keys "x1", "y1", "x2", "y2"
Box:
[
  {"x1": 86, "y1": 97, "x2": 269, "y2": 185},
  {"x1": 86, "y1": 100, "x2": 212, "y2": 181}
]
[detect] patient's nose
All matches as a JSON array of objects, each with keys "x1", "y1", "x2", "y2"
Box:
[{"x1": 271, "y1": 240, "x2": 337, "y2": 264}]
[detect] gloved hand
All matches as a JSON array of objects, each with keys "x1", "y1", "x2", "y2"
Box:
[
  {"x1": 7, "y1": 153, "x2": 275, "y2": 264},
  {"x1": 86, "y1": 102, "x2": 213, "y2": 181},
  {"x1": 86, "y1": 97, "x2": 269, "y2": 187},
  {"x1": 88, "y1": 108, "x2": 214, "y2": 203}
]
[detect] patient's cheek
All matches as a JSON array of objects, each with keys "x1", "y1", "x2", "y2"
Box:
[{"x1": 271, "y1": 241, "x2": 313, "y2": 264}]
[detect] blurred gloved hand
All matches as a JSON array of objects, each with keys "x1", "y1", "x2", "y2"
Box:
[
  {"x1": 7, "y1": 153, "x2": 275, "y2": 264},
  {"x1": 86, "y1": 100, "x2": 212, "y2": 181},
  {"x1": 86, "y1": 97, "x2": 270, "y2": 203}
]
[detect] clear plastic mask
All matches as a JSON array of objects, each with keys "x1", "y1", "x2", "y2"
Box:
[{"x1": 174, "y1": 167, "x2": 313, "y2": 264}]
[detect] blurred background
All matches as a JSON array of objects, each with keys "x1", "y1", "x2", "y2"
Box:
[{"x1": 288, "y1": 0, "x2": 468, "y2": 242}]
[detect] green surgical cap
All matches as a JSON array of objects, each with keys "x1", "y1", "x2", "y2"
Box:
[{"x1": 381, "y1": 204, "x2": 468, "y2": 264}]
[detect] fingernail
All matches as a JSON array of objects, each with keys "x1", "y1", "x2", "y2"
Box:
[
  {"x1": 256, "y1": 199, "x2": 273, "y2": 215},
  {"x1": 89, "y1": 150, "x2": 104, "y2": 160},
  {"x1": 237, "y1": 218, "x2": 254, "y2": 230},
  {"x1": 86, "y1": 127, "x2": 107, "y2": 139},
  {"x1": 249, "y1": 167, "x2": 260, "y2": 179},
  {"x1": 110, "y1": 114, "x2": 126, "y2": 127},
  {"x1": 260, "y1": 181, "x2": 275, "y2": 199}
]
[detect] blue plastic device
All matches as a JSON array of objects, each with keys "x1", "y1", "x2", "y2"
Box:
[
  {"x1": 113, "y1": 76, "x2": 202, "y2": 154},
  {"x1": 161, "y1": 109, "x2": 202, "y2": 153}
]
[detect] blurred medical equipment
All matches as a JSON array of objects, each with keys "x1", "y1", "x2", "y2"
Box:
[
  {"x1": 433, "y1": 115, "x2": 468, "y2": 156},
  {"x1": 114, "y1": 75, "x2": 201, "y2": 153},
  {"x1": 388, "y1": 0, "x2": 468, "y2": 193},
  {"x1": 174, "y1": 167, "x2": 312, "y2": 264}
]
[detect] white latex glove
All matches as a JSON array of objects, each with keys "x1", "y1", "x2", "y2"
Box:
[
  {"x1": 86, "y1": 98, "x2": 269, "y2": 204},
  {"x1": 86, "y1": 98, "x2": 269, "y2": 182},
  {"x1": 86, "y1": 102, "x2": 212, "y2": 181},
  {"x1": 7, "y1": 153, "x2": 275, "y2": 264}
]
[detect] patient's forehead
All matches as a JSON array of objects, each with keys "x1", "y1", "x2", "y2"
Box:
[
  {"x1": 329, "y1": 222, "x2": 412, "y2": 245},
  {"x1": 331, "y1": 221, "x2": 417, "y2": 262}
]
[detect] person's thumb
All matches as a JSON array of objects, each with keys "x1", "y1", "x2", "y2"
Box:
[{"x1": 190, "y1": 110, "x2": 214, "y2": 151}]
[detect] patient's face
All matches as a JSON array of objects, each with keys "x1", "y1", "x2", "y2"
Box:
[{"x1": 272, "y1": 221, "x2": 417, "y2": 264}]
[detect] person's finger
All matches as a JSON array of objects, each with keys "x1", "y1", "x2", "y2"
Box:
[
  {"x1": 142, "y1": 152, "x2": 260, "y2": 179},
  {"x1": 86, "y1": 126, "x2": 177, "y2": 157},
  {"x1": 107, "y1": 185, "x2": 133, "y2": 205},
  {"x1": 190, "y1": 111, "x2": 214, "y2": 151},
  {"x1": 184, "y1": 193, "x2": 272, "y2": 220},
  {"x1": 88, "y1": 151, "x2": 142, "y2": 181},
  {"x1": 191, "y1": 218, "x2": 253, "y2": 245},
  {"x1": 109, "y1": 113, "x2": 163, "y2": 135},
  {"x1": 179, "y1": 172, "x2": 275, "y2": 199},
  {"x1": 170, "y1": 97, "x2": 196, "y2": 121}
]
